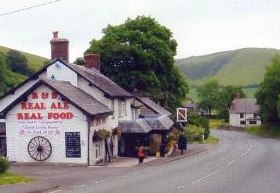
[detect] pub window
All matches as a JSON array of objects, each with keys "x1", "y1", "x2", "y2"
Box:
[
  {"x1": 0, "y1": 122, "x2": 6, "y2": 135},
  {"x1": 253, "y1": 113, "x2": 257, "y2": 118},
  {"x1": 111, "y1": 100, "x2": 115, "y2": 119},
  {"x1": 240, "y1": 113, "x2": 244, "y2": 118},
  {"x1": 65, "y1": 132, "x2": 81, "y2": 158},
  {"x1": 95, "y1": 143, "x2": 101, "y2": 158},
  {"x1": 118, "y1": 100, "x2": 126, "y2": 117},
  {"x1": 240, "y1": 120, "x2": 246, "y2": 125}
]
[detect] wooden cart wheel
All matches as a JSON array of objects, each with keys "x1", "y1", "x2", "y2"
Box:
[{"x1": 28, "y1": 136, "x2": 52, "y2": 161}]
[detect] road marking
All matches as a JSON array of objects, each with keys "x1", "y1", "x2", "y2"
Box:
[
  {"x1": 177, "y1": 185, "x2": 184, "y2": 189},
  {"x1": 192, "y1": 140, "x2": 254, "y2": 185},
  {"x1": 72, "y1": 184, "x2": 85, "y2": 188},
  {"x1": 48, "y1": 190, "x2": 63, "y2": 193},
  {"x1": 94, "y1": 180, "x2": 104, "y2": 184},
  {"x1": 192, "y1": 169, "x2": 221, "y2": 184},
  {"x1": 227, "y1": 157, "x2": 239, "y2": 166}
]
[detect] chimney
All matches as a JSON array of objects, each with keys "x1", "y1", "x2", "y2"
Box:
[
  {"x1": 50, "y1": 31, "x2": 69, "y2": 63},
  {"x1": 84, "y1": 53, "x2": 101, "y2": 71}
]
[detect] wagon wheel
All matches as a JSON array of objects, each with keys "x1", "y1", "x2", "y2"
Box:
[{"x1": 28, "y1": 136, "x2": 52, "y2": 161}]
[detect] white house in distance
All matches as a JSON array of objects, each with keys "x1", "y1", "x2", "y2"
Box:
[
  {"x1": 229, "y1": 98, "x2": 261, "y2": 127},
  {"x1": 0, "y1": 32, "x2": 173, "y2": 165}
]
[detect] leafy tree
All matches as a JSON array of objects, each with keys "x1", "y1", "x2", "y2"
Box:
[
  {"x1": 86, "y1": 16, "x2": 188, "y2": 112},
  {"x1": 196, "y1": 80, "x2": 220, "y2": 115},
  {"x1": 6, "y1": 50, "x2": 30, "y2": 75},
  {"x1": 74, "y1": 57, "x2": 85, "y2": 66},
  {"x1": 216, "y1": 86, "x2": 245, "y2": 120},
  {"x1": 256, "y1": 55, "x2": 280, "y2": 124}
]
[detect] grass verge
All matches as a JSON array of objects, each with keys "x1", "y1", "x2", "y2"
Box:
[
  {"x1": 209, "y1": 119, "x2": 225, "y2": 129},
  {"x1": 246, "y1": 125, "x2": 280, "y2": 138},
  {"x1": 204, "y1": 135, "x2": 220, "y2": 144},
  {"x1": 0, "y1": 172, "x2": 32, "y2": 185}
]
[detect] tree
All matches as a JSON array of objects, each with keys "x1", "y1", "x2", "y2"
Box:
[
  {"x1": 6, "y1": 50, "x2": 30, "y2": 75},
  {"x1": 196, "y1": 80, "x2": 220, "y2": 115},
  {"x1": 256, "y1": 55, "x2": 280, "y2": 124},
  {"x1": 86, "y1": 16, "x2": 188, "y2": 112},
  {"x1": 216, "y1": 86, "x2": 245, "y2": 120}
]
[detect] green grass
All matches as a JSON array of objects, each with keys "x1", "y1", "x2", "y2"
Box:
[
  {"x1": 0, "y1": 46, "x2": 49, "y2": 71},
  {"x1": 243, "y1": 87, "x2": 258, "y2": 98},
  {"x1": 177, "y1": 48, "x2": 280, "y2": 87},
  {"x1": 0, "y1": 172, "x2": 32, "y2": 185},
  {"x1": 204, "y1": 135, "x2": 220, "y2": 144},
  {"x1": 209, "y1": 119, "x2": 225, "y2": 129},
  {"x1": 246, "y1": 125, "x2": 280, "y2": 138}
]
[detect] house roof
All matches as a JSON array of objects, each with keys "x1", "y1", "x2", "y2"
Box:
[
  {"x1": 229, "y1": 98, "x2": 259, "y2": 114},
  {"x1": 144, "y1": 115, "x2": 174, "y2": 131},
  {"x1": 119, "y1": 115, "x2": 173, "y2": 134},
  {"x1": 65, "y1": 63, "x2": 132, "y2": 98},
  {"x1": 1, "y1": 78, "x2": 113, "y2": 117},
  {"x1": 119, "y1": 119, "x2": 152, "y2": 134},
  {"x1": 137, "y1": 97, "x2": 172, "y2": 116}
]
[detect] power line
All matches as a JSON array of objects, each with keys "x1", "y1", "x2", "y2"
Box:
[{"x1": 0, "y1": 0, "x2": 62, "y2": 17}]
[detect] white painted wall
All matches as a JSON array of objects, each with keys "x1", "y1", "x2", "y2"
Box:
[
  {"x1": 47, "y1": 61, "x2": 78, "y2": 86},
  {"x1": 229, "y1": 113, "x2": 261, "y2": 127},
  {"x1": 6, "y1": 86, "x2": 88, "y2": 164}
]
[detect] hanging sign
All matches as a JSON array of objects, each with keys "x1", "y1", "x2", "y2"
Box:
[{"x1": 176, "y1": 108, "x2": 188, "y2": 122}]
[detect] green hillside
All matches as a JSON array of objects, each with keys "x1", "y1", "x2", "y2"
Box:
[
  {"x1": 176, "y1": 48, "x2": 280, "y2": 86},
  {"x1": 0, "y1": 46, "x2": 49, "y2": 72},
  {"x1": 0, "y1": 46, "x2": 49, "y2": 96}
]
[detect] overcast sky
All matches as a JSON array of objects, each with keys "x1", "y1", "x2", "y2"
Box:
[{"x1": 1, "y1": 0, "x2": 280, "y2": 62}]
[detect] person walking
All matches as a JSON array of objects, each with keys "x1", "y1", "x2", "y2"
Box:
[{"x1": 137, "y1": 145, "x2": 145, "y2": 164}]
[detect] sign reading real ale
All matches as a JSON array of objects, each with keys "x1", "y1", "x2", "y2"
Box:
[{"x1": 17, "y1": 91, "x2": 74, "y2": 120}]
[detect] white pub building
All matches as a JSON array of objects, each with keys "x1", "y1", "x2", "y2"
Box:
[{"x1": 0, "y1": 32, "x2": 174, "y2": 165}]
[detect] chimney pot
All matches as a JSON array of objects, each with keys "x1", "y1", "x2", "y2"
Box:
[{"x1": 53, "y1": 31, "x2": 58, "y2": 38}]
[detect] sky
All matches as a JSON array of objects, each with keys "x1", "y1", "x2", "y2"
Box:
[{"x1": 1, "y1": 0, "x2": 280, "y2": 62}]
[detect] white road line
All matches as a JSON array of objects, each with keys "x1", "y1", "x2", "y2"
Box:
[
  {"x1": 72, "y1": 184, "x2": 85, "y2": 188},
  {"x1": 94, "y1": 180, "x2": 104, "y2": 184},
  {"x1": 192, "y1": 169, "x2": 221, "y2": 184},
  {"x1": 227, "y1": 157, "x2": 239, "y2": 166},
  {"x1": 48, "y1": 190, "x2": 63, "y2": 193}
]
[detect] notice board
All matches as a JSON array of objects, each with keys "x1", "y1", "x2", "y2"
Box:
[{"x1": 65, "y1": 132, "x2": 81, "y2": 158}]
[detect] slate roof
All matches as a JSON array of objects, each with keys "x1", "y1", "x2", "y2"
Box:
[
  {"x1": 119, "y1": 115, "x2": 173, "y2": 134},
  {"x1": 66, "y1": 64, "x2": 132, "y2": 98},
  {"x1": 1, "y1": 79, "x2": 113, "y2": 117},
  {"x1": 144, "y1": 115, "x2": 174, "y2": 131},
  {"x1": 119, "y1": 119, "x2": 152, "y2": 133},
  {"x1": 229, "y1": 98, "x2": 259, "y2": 114},
  {"x1": 138, "y1": 97, "x2": 172, "y2": 116}
]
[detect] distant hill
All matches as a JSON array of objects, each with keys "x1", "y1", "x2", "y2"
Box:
[
  {"x1": 0, "y1": 46, "x2": 49, "y2": 96},
  {"x1": 0, "y1": 46, "x2": 49, "y2": 72},
  {"x1": 176, "y1": 48, "x2": 280, "y2": 86}
]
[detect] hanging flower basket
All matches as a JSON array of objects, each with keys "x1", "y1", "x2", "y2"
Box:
[
  {"x1": 92, "y1": 129, "x2": 111, "y2": 142},
  {"x1": 112, "y1": 127, "x2": 122, "y2": 136}
]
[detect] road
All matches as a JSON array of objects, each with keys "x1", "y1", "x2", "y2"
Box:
[{"x1": 45, "y1": 130, "x2": 280, "y2": 193}]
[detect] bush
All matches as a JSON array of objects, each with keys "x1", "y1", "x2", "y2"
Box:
[
  {"x1": 188, "y1": 113, "x2": 210, "y2": 139},
  {"x1": 0, "y1": 157, "x2": 10, "y2": 173},
  {"x1": 184, "y1": 124, "x2": 205, "y2": 143}
]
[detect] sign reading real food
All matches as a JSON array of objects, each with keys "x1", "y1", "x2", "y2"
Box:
[
  {"x1": 17, "y1": 92, "x2": 73, "y2": 120},
  {"x1": 16, "y1": 91, "x2": 75, "y2": 136}
]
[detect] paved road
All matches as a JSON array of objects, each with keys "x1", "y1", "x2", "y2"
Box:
[{"x1": 49, "y1": 130, "x2": 280, "y2": 193}]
